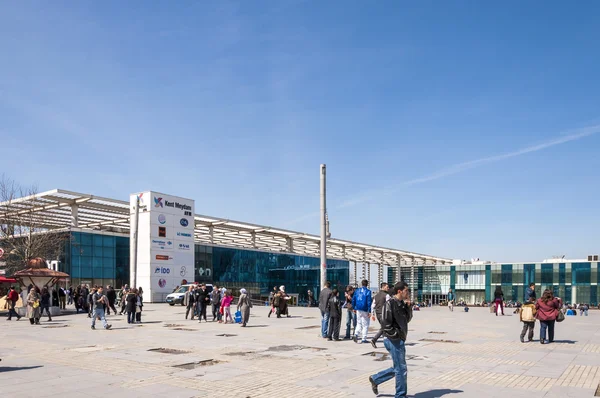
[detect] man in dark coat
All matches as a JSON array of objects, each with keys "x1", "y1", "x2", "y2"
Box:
[
  {"x1": 319, "y1": 281, "x2": 333, "y2": 338},
  {"x1": 326, "y1": 289, "x2": 343, "y2": 341},
  {"x1": 195, "y1": 284, "x2": 210, "y2": 323},
  {"x1": 106, "y1": 286, "x2": 118, "y2": 315},
  {"x1": 371, "y1": 282, "x2": 390, "y2": 348}
]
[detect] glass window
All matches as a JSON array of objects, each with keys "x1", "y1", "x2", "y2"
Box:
[
  {"x1": 81, "y1": 233, "x2": 92, "y2": 245},
  {"x1": 103, "y1": 235, "x2": 115, "y2": 247},
  {"x1": 541, "y1": 264, "x2": 553, "y2": 284},
  {"x1": 93, "y1": 235, "x2": 103, "y2": 247},
  {"x1": 94, "y1": 246, "x2": 103, "y2": 257}
]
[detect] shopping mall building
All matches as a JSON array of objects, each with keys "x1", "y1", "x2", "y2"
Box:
[{"x1": 1, "y1": 189, "x2": 598, "y2": 305}]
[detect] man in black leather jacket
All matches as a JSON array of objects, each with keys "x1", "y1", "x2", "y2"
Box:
[{"x1": 368, "y1": 281, "x2": 412, "y2": 397}]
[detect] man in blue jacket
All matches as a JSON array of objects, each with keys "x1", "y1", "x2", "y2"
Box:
[{"x1": 352, "y1": 279, "x2": 373, "y2": 344}]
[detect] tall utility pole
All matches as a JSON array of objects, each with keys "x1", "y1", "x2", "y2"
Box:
[
  {"x1": 320, "y1": 164, "x2": 327, "y2": 290},
  {"x1": 131, "y1": 195, "x2": 140, "y2": 288}
]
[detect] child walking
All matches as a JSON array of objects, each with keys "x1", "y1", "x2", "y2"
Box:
[
  {"x1": 519, "y1": 297, "x2": 536, "y2": 343},
  {"x1": 220, "y1": 290, "x2": 234, "y2": 324}
]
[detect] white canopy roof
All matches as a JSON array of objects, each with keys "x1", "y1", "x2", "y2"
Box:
[{"x1": 0, "y1": 189, "x2": 451, "y2": 266}]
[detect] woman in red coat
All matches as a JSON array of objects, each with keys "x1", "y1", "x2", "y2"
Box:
[{"x1": 535, "y1": 289, "x2": 562, "y2": 344}]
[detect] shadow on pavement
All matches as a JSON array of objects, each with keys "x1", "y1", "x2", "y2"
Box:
[
  {"x1": 0, "y1": 366, "x2": 43, "y2": 373},
  {"x1": 552, "y1": 340, "x2": 577, "y2": 344},
  {"x1": 409, "y1": 389, "x2": 463, "y2": 398}
]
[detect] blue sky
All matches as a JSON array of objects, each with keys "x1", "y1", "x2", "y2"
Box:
[{"x1": 1, "y1": 1, "x2": 599, "y2": 262}]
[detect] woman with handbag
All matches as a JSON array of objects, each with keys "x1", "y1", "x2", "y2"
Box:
[
  {"x1": 27, "y1": 286, "x2": 42, "y2": 325},
  {"x1": 535, "y1": 289, "x2": 562, "y2": 344}
]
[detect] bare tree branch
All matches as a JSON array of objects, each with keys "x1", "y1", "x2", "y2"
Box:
[{"x1": 0, "y1": 175, "x2": 69, "y2": 275}]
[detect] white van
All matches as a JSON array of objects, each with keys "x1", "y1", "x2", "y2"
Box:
[{"x1": 165, "y1": 284, "x2": 213, "y2": 306}]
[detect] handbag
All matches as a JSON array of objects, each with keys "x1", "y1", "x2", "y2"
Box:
[
  {"x1": 556, "y1": 310, "x2": 565, "y2": 322},
  {"x1": 32, "y1": 300, "x2": 40, "y2": 309}
]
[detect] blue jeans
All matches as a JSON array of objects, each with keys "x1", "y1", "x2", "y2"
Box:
[
  {"x1": 540, "y1": 320, "x2": 555, "y2": 342},
  {"x1": 371, "y1": 338, "x2": 407, "y2": 398},
  {"x1": 345, "y1": 309, "x2": 357, "y2": 338},
  {"x1": 128, "y1": 311, "x2": 136, "y2": 324},
  {"x1": 320, "y1": 310, "x2": 330, "y2": 338},
  {"x1": 91, "y1": 308, "x2": 108, "y2": 329}
]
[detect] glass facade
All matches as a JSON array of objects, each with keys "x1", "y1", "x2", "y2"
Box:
[
  {"x1": 63, "y1": 232, "x2": 129, "y2": 288},
  {"x1": 61, "y1": 232, "x2": 348, "y2": 303},
  {"x1": 198, "y1": 245, "x2": 349, "y2": 302}
]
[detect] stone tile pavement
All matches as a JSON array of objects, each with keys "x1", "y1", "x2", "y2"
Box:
[{"x1": 1, "y1": 304, "x2": 599, "y2": 397}]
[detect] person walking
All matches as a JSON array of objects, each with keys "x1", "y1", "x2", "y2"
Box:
[
  {"x1": 87, "y1": 287, "x2": 96, "y2": 318},
  {"x1": 237, "y1": 288, "x2": 253, "y2": 327},
  {"x1": 447, "y1": 288, "x2": 454, "y2": 312},
  {"x1": 58, "y1": 286, "x2": 66, "y2": 310},
  {"x1": 371, "y1": 282, "x2": 390, "y2": 348},
  {"x1": 220, "y1": 290, "x2": 234, "y2": 323},
  {"x1": 6, "y1": 286, "x2": 21, "y2": 321},
  {"x1": 125, "y1": 288, "x2": 138, "y2": 324},
  {"x1": 118, "y1": 286, "x2": 128, "y2": 315},
  {"x1": 278, "y1": 285, "x2": 291, "y2": 317},
  {"x1": 494, "y1": 286, "x2": 505, "y2": 316},
  {"x1": 525, "y1": 282, "x2": 536, "y2": 302},
  {"x1": 26, "y1": 287, "x2": 41, "y2": 325},
  {"x1": 352, "y1": 279, "x2": 373, "y2": 344},
  {"x1": 519, "y1": 298, "x2": 536, "y2": 343},
  {"x1": 184, "y1": 285, "x2": 196, "y2": 320},
  {"x1": 319, "y1": 281, "x2": 333, "y2": 338},
  {"x1": 368, "y1": 281, "x2": 413, "y2": 398},
  {"x1": 267, "y1": 286, "x2": 278, "y2": 318},
  {"x1": 91, "y1": 286, "x2": 112, "y2": 330},
  {"x1": 307, "y1": 290, "x2": 315, "y2": 307},
  {"x1": 40, "y1": 287, "x2": 52, "y2": 322},
  {"x1": 536, "y1": 289, "x2": 562, "y2": 344},
  {"x1": 211, "y1": 285, "x2": 222, "y2": 322},
  {"x1": 326, "y1": 289, "x2": 343, "y2": 341},
  {"x1": 106, "y1": 286, "x2": 118, "y2": 315},
  {"x1": 343, "y1": 286, "x2": 356, "y2": 340},
  {"x1": 135, "y1": 288, "x2": 144, "y2": 323},
  {"x1": 196, "y1": 284, "x2": 210, "y2": 323}
]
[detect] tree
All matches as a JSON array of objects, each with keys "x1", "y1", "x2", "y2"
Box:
[{"x1": 0, "y1": 175, "x2": 69, "y2": 276}]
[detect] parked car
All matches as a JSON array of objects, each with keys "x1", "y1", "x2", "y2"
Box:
[{"x1": 166, "y1": 284, "x2": 213, "y2": 306}]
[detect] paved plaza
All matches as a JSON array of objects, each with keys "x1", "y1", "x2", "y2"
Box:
[{"x1": 1, "y1": 304, "x2": 599, "y2": 398}]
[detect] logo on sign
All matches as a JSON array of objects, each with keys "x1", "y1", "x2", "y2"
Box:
[
  {"x1": 158, "y1": 214, "x2": 166, "y2": 224},
  {"x1": 154, "y1": 267, "x2": 170, "y2": 274},
  {"x1": 158, "y1": 279, "x2": 166, "y2": 288},
  {"x1": 177, "y1": 232, "x2": 192, "y2": 238},
  {"x1": 158, "y1": 227, "x2": 166, "y2": 237},
  {"x1": 180, "y1": 266, "x2": 186, "y2": 277},
  {"x1": 154, "y1": 197, "x2": 163, "y2": 208},
  {"x1": 156, "y1": 255, "x2": 172, "y2": 261},
  {"x1": 180, "y1": 218, "x2": 189, "y2": 227},
  {"x1": 178, "y1": 243, "x2": 190, "y2": 250}
]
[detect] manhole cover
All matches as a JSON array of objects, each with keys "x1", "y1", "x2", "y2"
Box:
[
  {"x1": 148, "y1": 348, "x2": 191, "y2": 354},
  {"x1": 295, "y1": 325, "x2": 321, "y2": 330},
  {"x1": 172, "y1": 360, "x2": 223, "y2": 369},
  {"x1": 171, "y1": 328, "x2": 196, "y2": 331},
  {"x1": 363, "y1": 351, "x2": 390, "y2": 361},
  {"x1": 164, "y1": 324, "x2": 184, "y2": 328},
  {"x1": 43, "y1": 325, "x2": 70, "y2": 328},
  {"x1": 428, "y1": 331, "x2": 447, "y2": 334},
  {"x1": 419, "y1": 338, "x2": 460, "y2": 344},
  {"x1": 266, "y1": 345, "x2": 327, "y2": 352},
  {"x1": 216, "y1": 334, "x2": 237, "y2": 337},
  {"x1": 224, "y1": 351, "x2": 255, "y2": 357}
]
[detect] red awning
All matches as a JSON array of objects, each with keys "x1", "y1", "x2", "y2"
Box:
[{"x1": 0, "y1": 277, "x2": 17, "y2": 283}]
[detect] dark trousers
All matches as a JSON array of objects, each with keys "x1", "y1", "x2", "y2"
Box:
[
  {"x1": 186, "y1": 304, "x2": 195, "y2": 319},
  {"x1": 372, "y1": 313, "x2": 384, "y2": 342},
  {"x1": 40, "y1": 305, "x2": 52, "y2": 320},
  {"x1": 135, "y1": 309, "x2": 142, "y2": 322},
  {"x1": 196, "y1": 302, "x2": 207, "y2": 321},
  {"x1": 328, "y1": 316, "x2": 341, "y2": 340},
  {"x1": 107, "y1": 301, "x2": 117, "y2": 315},
  {"x1": 127, "y1": 311, "x2": 135, "y2": 324},
  {"x1": 7, "y1": 303, "x2": 19, "y2": 320},
  {"x1": 520, "y1": 321, "x2": 535, "y2": 341},
  {"x1": 212, "y1": 304, "x2": 221, "y2": 321},
  {"x1": 540, "y1": 320, "x2": 555, "y2": 342}
]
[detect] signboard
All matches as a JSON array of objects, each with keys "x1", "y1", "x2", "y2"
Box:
[{"x1": 130, "y1": 191, "x2": 195, "y2": 301}]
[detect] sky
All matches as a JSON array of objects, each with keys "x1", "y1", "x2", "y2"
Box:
[{"x1": 1, "y1": 1, "x2": 599, "y2": 262}]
